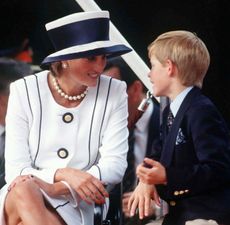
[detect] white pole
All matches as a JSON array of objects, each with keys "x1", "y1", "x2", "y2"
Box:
[{"x1": 75, "y1": 0, "x2": 159, "y2": 102}]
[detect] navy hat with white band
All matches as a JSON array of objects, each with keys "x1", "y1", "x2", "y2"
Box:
[{"x1": 41, "y1": 11, "x2": 132, "y2": 67}]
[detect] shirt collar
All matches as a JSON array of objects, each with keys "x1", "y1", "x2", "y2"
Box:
[
  {"x1": 170, "y1": 86, "x2": 193, "y2": 117},
  {"x1": 136, "y1": 100, "x2": 153, "y2": 132}
]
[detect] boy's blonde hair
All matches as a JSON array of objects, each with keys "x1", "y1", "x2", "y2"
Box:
[{"x1": 148, "y1": 30, "x2": 210, "y2": 88}]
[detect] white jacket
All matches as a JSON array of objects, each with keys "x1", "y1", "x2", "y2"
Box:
[{"x1": 2, "y1": 71, "x2": 129, "y2": 224}]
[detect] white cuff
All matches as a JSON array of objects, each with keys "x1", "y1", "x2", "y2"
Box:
[{"x1": 60, "y1": 180, "x2": 81, "y2": 208}]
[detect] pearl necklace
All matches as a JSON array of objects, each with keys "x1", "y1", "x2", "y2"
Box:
[{"x1": 51, "y1": 75, "x2": 88, "y2": 101}]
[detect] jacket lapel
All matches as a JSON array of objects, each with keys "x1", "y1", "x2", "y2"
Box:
[{"x1": 160, "y1": 87, "x2": 201, "y2": 167}]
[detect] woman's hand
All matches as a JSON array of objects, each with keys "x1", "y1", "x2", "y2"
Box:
[
  {"x1": 128, "y1": 182, "x2": 160, "y2": 220},
  {"x1": 31, "y1": 176, "x2": 63, "y2": 197},
  {"x1": 8, "y1": 175, "x2": 68, "y2": 198},
  {"x1": 7, "y1": 175, "x2": 33, "y2": 191},
  {"x1": 137, "y1": 158, "x2": 167, "y2": 185},
  {"x1": 55, "y1": 168, "x2": 109, "y2": 205}
]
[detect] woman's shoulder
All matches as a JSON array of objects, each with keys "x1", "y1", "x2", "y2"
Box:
[
  {"x1": 13, "y1": 70, "x2": 48, "y2": 87},
  {"x1": 100, "y1": 74, "x2": 127, "y2": 89}
]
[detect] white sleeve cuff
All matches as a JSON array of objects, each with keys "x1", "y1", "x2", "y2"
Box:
[
  {"x1": 87, "y1": 165, "x2": 101, "y2": 180},
  {"x1": 60, "y1": 181, "x2": 81, "y2": 208}
]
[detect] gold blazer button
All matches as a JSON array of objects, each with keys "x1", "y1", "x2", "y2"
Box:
[
  {"x1": 174, "y1": 191, "x2": 179, "y2": 196},
  {"x1": 169, "y1": 201, "x2": 176, "y2": 206}
]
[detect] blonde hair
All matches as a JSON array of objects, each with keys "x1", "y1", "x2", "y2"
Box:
[{"x1": 148, "y1": 30, "x2": 210, "y2": 88}]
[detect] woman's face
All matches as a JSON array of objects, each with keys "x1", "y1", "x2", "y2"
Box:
[{"x1": 66, "y1": 55, "x2": 107, "y2": 87}]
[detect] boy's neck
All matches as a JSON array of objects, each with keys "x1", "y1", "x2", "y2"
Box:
[{"x1": 169, "y1": 83, "x2": 189, "y2": 101}]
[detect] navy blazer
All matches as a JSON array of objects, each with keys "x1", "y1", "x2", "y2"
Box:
[{"x1": 155, "y1": 87, "x2": 230, "y2": 225}]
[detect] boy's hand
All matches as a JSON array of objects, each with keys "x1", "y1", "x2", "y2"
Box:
[
  {"x1": 128, "y1": 182, "x2": 160, "y2": 220},
  {"x1": 137, "y1": 158, "x2": 167, "y2": 185}
]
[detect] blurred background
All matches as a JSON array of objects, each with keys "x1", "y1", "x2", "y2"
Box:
[{"x1": 0, "y1": 0, "x2": 229, "y2": 127}]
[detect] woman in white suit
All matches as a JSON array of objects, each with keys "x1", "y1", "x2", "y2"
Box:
[{"x1": 0, "y1": 10, "x2": 132, "y2": 225}]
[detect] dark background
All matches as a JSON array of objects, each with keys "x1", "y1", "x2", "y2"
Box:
[{"x1": 1, "y1": 0, "x2": 230, "y2": 127}]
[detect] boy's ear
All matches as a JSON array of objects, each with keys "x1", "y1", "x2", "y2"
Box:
[{"x1": 166, "y1": 59, "x2": 177, "y2": 76}]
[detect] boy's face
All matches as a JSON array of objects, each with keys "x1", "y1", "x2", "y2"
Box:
[{"x1": 148, "y1": 55, "x2": 171, "y2": 97}]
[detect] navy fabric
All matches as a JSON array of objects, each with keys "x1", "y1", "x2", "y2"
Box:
[
  {"x1": 155, "y1": 87, "x2": 230, "y2": 225},
  {"x1": 41, "y1": 45, "x2": 132, "y2": 68},
  {"x1": 47, "y1": 18, "x2": 109, "y2": 51},
  {"x1": 41, "y1": 12, "x2": 132, "y2": 67}
]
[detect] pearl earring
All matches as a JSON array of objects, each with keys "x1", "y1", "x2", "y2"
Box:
[{"x1": 62, "y1": 63, "x2": 67, "y2": 69}]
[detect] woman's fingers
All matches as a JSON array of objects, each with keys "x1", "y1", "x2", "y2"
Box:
[
  {"x1": 82, "y1": 182, "x2": 107, "y2": 204},
  {"x1": 8, "y1": 175, "x2": 34, "y2": 191},
  {"x1": 64, "y1": 169, "x2": 109, "y2": 204},
  {"x1": 76, "y1": 177, "x2": 109, "y2": 204},
  {"x1": 92, "y1": 179, "x2": 109, "y2": 198},
  {"x1": 76, "y1": 188, "x2": 93, "y2": 204}
]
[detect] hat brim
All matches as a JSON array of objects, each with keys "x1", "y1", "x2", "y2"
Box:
[{"x1": 40, "y1": 43, "x2": 132, "y2": 69}]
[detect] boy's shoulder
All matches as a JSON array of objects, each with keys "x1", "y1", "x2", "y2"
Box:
[
  {"x1": 186, "y1": 92, "x2": 228, "y2": 128},
  {"x1": 188, "y1": 92, "x2": 215, "y2": 113}
]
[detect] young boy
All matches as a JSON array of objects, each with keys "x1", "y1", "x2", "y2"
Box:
[{"x1": 128, "y1": 30, "x2": 230, "y2": 225}]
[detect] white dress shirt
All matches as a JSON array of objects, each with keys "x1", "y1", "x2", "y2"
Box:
[{"x1": 170, "y1": 86, "x2": 193, "y2": 117}]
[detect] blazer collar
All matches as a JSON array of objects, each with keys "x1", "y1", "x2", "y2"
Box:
[{"x1": 160, "y1": 87, "x2": 201, "y2": 166}]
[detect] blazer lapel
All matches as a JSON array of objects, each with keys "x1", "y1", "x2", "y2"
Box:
[{"x1": 160, "y1": 87, "x2": 201, "y2": 167}]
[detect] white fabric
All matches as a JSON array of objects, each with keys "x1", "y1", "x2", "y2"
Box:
[
  {"x1": 48, "y1": 41, "x2": 124, "y2": 57},
  {"x1": 185, "y1": 219, "x2": 218, "y2": 225},
  {"x1": 0, "y1": 71, "x2": 129, "y2": 225},
  {"x1": 170, "y1": 86, "x2": 193, "y2": 117},
  {"x1": 46, "y1": 11, "x2": 109, "y2": 30},
  {"x1": 60, "y1": 181, "x2": 80, "y2": 208}
]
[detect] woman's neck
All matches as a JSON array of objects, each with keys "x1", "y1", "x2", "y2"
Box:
[
  {"x1": 55, "y1": 73, "x2": 87, "y2": 96},
  {"x1": 48, "y1": 72, "x2": 88, "y2": 108}
]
